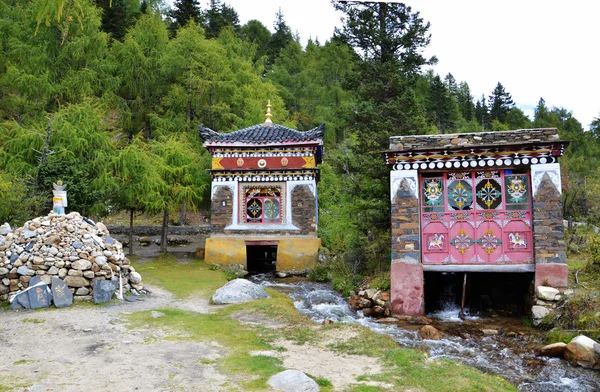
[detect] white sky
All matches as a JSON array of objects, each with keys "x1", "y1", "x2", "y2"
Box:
[{"x1": 201, "y1": 0, "x2": 599, "y2": 129}]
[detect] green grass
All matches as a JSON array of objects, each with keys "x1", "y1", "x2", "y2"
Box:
[
  {"x1": 13, "y1": 359, "x2": 36, "y2": 365},
  {"x1": 123, "y1": 254, "x2": 516, "y2": 391},
  {"x1": 22, "y1": 318, "x2": 44, "y2": 324},
  {"x1": 132, "y1": 254, "x2": 227, "y2": 298},
  {"x1": 0, "y1": 377, "x2": 31, "y2": 391}
]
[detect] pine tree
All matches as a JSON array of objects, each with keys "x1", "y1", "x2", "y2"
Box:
[
  {"x1": 475, "y1": 94, "x2": 489, "y2": 130},
  {"x1": 93, "y1": 0, "x2": 140, "y2": 41},
  {"x1": 266, "y1": 8, "x2": 294, "y2": 68},
  {"x1": 204, "y1": 0, "x2": 240, "y2": 39},
  {"x1": 239, "y1": 19, "x2": 271, "y2": 64},
  {"x1": 427, "y1": 74, "x2": 457, "y2": 133},
  {"x1": 488, "y1": 82, "x2": 514, "y2": 123},
  {"x1": 456, "y1": 81, "x2": 475, "y2": 121},
  {"x1": 169, "y1": 0, "x2": 201, "y2": 35}
]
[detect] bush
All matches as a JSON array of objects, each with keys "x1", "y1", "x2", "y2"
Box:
[{"x1": 307, "y1": 263, "x2": 329, "y2": 282}]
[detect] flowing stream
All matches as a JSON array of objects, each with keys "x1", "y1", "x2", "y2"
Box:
[{"x1": 252, "y1": 275, "x2": 600, "y2": 391}]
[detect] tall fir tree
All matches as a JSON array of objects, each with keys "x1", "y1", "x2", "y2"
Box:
[
  {"x1": 204, "y1": 0, "x2": 240, "y2": 39},
  {"x1": 456, "y1": 81, "x2": 475, "y2": 121},
  {"x1": 168, "y1": 0, "x2": 201, "y2": 35},
  {"x1": 488, "y1": 82, "x2": 514, "y2": 123},
  {"x1": 474, "y1": 94, "x2": 489, "y2": 130},
  {"x1": 265, "y1": 8, "x2": 294, "y2": 68}
]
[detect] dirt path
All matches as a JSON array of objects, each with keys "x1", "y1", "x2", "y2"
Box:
[{"x1": 1, "y1": 285, "x2": 384, "y2": 392}]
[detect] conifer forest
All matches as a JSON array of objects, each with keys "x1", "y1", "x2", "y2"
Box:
[{"x1": 1, "y1": 0, "x2": 599, "y2": 280}]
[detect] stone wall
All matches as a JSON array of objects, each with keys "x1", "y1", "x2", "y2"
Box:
[
  {"x1": 211, "y1": 186, "x2": 233, "y2": 234},
  {"x1": 291, "y1": 184, "x2": 317, "y2": 236},
  {"x1": 389, "y1": 128, "x2": 559, "y2": 151},
  {"x1": 391, "y1": 180, "x2": 420, "y2": 263}
]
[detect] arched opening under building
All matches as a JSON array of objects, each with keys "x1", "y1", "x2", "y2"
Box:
[
  {"x1": 424, "y1": 271, "x2": 534, "y2": 316},
  {"x1": 246, "y1": 242, "x2": 277, "y2": 274}
]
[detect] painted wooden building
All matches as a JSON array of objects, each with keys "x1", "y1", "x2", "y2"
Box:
[
  {"x1": 199, "y1": 103, "x2": 324, "y2": 272},
  {"x1": 384, "y1": 129, "x2": 569, "y2": 315}
]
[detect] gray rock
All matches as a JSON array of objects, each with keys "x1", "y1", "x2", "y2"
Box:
[
  {"x1": 71, "y1": 259, "x2": 92, "y2": 270},
  {"x1": 93, "y1": 279, "x2": 117, "y2": 304},
  {"x1": 75, "y1": 287, "x2": 90, "y2": 296},
  {"x1": 23, "y1": 230, "x2": 37, "y2": 239},
  {"x1": 29, "y1": 276, "x2": 42, "y2": 286},
  {"x1": 0, "y1": 267, "x2": 8, "y2": 275},
  {"x1": 94, "y1": 255, "x2": 108, "y2": 267},
  {"x1": 129, "y1": 271, "x2": 142, "y2": 284},
  {"x1": 10, "y1": 298, "x2": 24, "y2": 310},
  {"x1": 17, "y1": 266, "x2": 36, "y2": 276},
  {"x1": 536, "y1": 286, "x2": 560, "y2": 301},
  {"x1": 212, "y1": 279, "x2": 269, "y2": 304},
  {"x1": 27, "y1": 283, "x2": 52, "y2": 309},
  {"x1": 24, "y1": 242, "x2": 34, "y2": 251},
  {"x1": 151, "y1": 311, "x2": 166, "y2": 318},
  {"x1": 0, "y1": 223, "x2": 11, "y2": 235},
  {"x1": 17, "y1": 291, "x2": 31, "y2": 308},
  {"x1": 64, "y1": 276, "x2": 89, "y2": 288},
  {"x1": 10, "y1": 253, "x2": 18, "y2": 263},
  {"x1": 51, "y1": 277, "x2": 73, "y2": 308},
  {"x1": 72, "y1": 241, "x2": 83, "y2": 249},
  {"x1": 268, "y1": 370, "x2": 319, "y2": 392},
  {"x1": 105, "y1": 237, "x2": 115, "y2": 245}
]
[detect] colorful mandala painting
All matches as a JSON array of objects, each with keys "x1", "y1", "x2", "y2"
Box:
[
  {"x1": 448, "y1": 180, "x2": 473, "y2": 210},
  {"x1": 247, "y1": 198, "x2": 262, "y2": 218},
  {"x1": 423, "y1": 179, "x2": 443, "y2": 206},
  {"x1": 477, "y1": 229, "x2": 502, "y2": 254},
  {"x1": 506, "y1": 176, "x2": 528, "y2": 203},
  {"x1": 450, "y1": 229, "x2": 475, "y2": 254},
  {"x1": 476, "y1": 179, "x2": 502, "y2": 209},
  {"x1": 264, "y1": 198, "x2": 280, "y2": 219}
]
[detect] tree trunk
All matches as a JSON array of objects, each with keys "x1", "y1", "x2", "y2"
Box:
[
  {"x1": 180, "y1": 200, "x2": 187, "y2": 226},
  {"x1": 128, "y1": 209, "x2": 134, "y2": 257},
  {"x1": 160, "y1": 208, "x2": 168, "y2": 253}
]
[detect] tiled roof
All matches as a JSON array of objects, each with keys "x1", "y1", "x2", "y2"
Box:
[{"x1": 199, "y1": 123, "x2": 325, "y2": 145}]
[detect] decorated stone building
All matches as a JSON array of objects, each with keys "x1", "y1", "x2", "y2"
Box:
[
  {"x1": 199, "y1": 103, "x2": 324, "y2": 272},
  {"x1": 384, "y1": 129, "x2": 569, "y2": 316}
]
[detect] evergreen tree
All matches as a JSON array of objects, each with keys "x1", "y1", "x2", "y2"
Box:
[
  {"x1": 591, "y1": 115, "x2": 600, "y2": 138},
  {"x1": 239, "y1": 19, "x2": 271, "y2": 64},
  {"x1": 266, "y1": 8, "x2": 294, "y2": 68},
  {"x1": 456, "y1": 81, "x2": 475, "y2": 121},
  {"x1": 204, "y1": 0, "x2": 240, "y2": 39},
  {"x1": 474, "y1": 94, "x2": 489, "y2": 130},
  {"x1": 169, "y1": 0, "x2": 201, "y2": 35},
  {"x1": 93, "y1": 0, "x2": 140, "y2": 41},
  {"x1": 533, "y1": 97, "x2": 552, "y2": 127},
  {"x1": 488, "y1": 82, "x2": 514, "y2": 123},
  {"x1": 427, "y1": 74, "x2": 457, "y2": 133},
  {"x1": 444, "y1": 73, "x2": 458, "y2": 97}
]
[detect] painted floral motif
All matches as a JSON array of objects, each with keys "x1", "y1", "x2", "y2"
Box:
[
  {"x1": 506, "y1": 176, "x2": 528, "y2": 203},
  {"x1": 450, "y1": 229, "x2": 475, "y2": 254},
  {"x1": 263, "y1": 198, "x2": 280, "y2": 221},
  {"x1": 448, "y1": 180, "x2": 472, "y2": 210},
  {"x1": 247, "y1": 199, "x2": 262, "y2": 218},
  {"x1": 476, "y1": 179, "x2": 502, "y2": 209},
  {"x1": 423, "y1": 179, "x2": 443, "y2": 206},
  {"x1": 477, "y1": 229, "x2": 502, "y2": 255}
]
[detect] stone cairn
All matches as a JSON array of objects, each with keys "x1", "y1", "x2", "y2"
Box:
[{"x1": 0, "y1": 212, "x2": 144, "y2": 307}]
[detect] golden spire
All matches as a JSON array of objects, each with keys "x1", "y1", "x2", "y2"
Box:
[{"x1": 265, "y1": 100, "x2": 273, "y2": 125}]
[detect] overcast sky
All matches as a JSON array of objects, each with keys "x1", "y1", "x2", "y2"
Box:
[{"x1": 202, "y1": 0, "x2": 598, "y2": 129}]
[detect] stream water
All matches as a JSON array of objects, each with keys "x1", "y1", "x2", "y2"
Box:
[{"x1": 252, "y1": 275, "x2": 600, "y2": 391}]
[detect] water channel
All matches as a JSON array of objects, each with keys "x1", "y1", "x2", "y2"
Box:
[{"x1": 252, "y1": 275, "x2": 600, "y2": 392}]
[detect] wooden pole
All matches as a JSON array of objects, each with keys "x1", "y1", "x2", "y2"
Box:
[{"x1": 459, "y1": 272, "x2": 467, "y2": 320}]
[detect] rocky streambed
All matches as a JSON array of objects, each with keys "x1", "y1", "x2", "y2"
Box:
[{"x1": 254, "y1": 275, "x2": 600, "y2": 392}]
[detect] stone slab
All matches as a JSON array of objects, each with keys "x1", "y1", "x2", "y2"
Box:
[
  {"x1": 27, "y1": 283, "x2": 52, "y2": 309},
  {"x1": 93, "y1": 279, "x2": 117, "y2": 304},
  {"x1": 51, "y1": 277, "x2": 73, "y2": 308}
]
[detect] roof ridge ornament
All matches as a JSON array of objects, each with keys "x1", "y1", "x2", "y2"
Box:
[{"x1": 265, "y1": 100, "x2": 273, "y2": 126}]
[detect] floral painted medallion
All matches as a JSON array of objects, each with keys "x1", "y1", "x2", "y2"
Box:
[
  {"x1": 450, "y1": 229, "x2": 475, "y2": 254},
  {"x1": 476, "y1": 229, "x2": 502, "y2": 255}
]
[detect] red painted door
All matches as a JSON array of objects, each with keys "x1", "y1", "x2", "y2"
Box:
[{"x1": 421, "y1": 170, "x2": 533, "y2": 265}]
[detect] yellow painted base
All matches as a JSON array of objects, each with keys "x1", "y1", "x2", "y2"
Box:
[{"x1": 204, "y1": 236, "x2": 321, "y2": 272}]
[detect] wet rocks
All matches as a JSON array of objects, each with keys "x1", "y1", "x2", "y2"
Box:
[
  {"x1": 0, "y1": 211, "x2": 145, "y2": 304},
  {"x1": 538, "y1": 335, "x2": 600, "y2": 370},
  {"x1": 347, "y1": 288, "x2": 392, "y2": 319},
  {"x1": 418, "y1": 325, "x2": 442, "y2": 340}
]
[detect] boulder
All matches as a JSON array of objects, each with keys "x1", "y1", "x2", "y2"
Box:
[
  {"x1": 51, "y1": 277, "x2": 73, "y2": 308},
  {"x1": 564, "y1": 335, "x2": 600, "y2": 369},
  {"x1": 419, "y1": 325, "x2": 442, "y2": 340},
  {"x1": 536, "y1": 286, "x2": 560, "y2": 301},
  {"x1": 537, "y1": 342, "x2": 567, "y2": 358},
  {"x1": 93, "y1": 279, "x2": 117, "y2": 304},
  {"x1": 211, "y1": 279, "x2": 269, "y2": 304},
  {"x1": 531, "y1": 305, "x2": 550, "y2": 320},
  {"x1": 268, "y1": 370, "x2": 319, "y2": 392}
]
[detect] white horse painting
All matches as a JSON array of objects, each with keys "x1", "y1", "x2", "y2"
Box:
[
  {"x1": 428, "y1": 234, "x2": 444, "y2": 250},
  {"x1": 509, "y1": 232, "x2": 527, "y2": 249}
]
